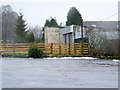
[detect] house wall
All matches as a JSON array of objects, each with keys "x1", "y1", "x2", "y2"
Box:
[
  {"x1": 44, "y1": 27, "x2": 60, "y2": 43},
  {"x1": 60, "y1": 26, "x2": 73, "y2": 43},
  {"x1": 75, "y1": 26, "x2": 87, "y2": 39},
  {"x1": 60, "y1": 25, "x2": 87, "y2": 43},
  {"x1": 44, "y1": 25, "x2": 88, "y2": 44},
  {"x1": 0, "y1": 12, "x2": 2, "y2": 42},
  {"x1": 60, "y1": 25, "x2": 76, "y2": 43}
]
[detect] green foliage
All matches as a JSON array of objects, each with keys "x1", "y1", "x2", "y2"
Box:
[
  {"x1": 34, "y1": 38, "x2": 44, "y2": 43},
  {"x1": 44, "y1": 18, "x2": 58, "y2": 27},
  {"x1": 44, "y1": 19, "x2": 50, "y2": 27},
  {"x1": 99, "y1": 56, "x2": 120, "y2": 60},
  {"x1": 41, "y1": 28, "x2": 45, "y2": 42},
  {"x1": 26, "y1": 33, "x2": 34, "y2": 43},
  {"x1": 4, "y1": 52, "x2": 28, "y2": 58},
  {"x1": 15, "y1": 12, "x2": 27, "y2": 42},
  {"x1": 66, "y1": 7, "x2": 82, "y2": 26},
  {"x1": 28, "y1": 45, "x2": 44, "y2": 58},
  {"x1": 34, "y1": 27, "x2": 45, "y2": 43}
]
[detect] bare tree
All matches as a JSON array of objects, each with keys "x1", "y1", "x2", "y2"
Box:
[
  {"x1": 1, "y1": 5, "x2": 18, "y2": 42},
  {"x1": 88, "y1": 28, "x2": 120, "y2": 56},
  {"x1": 88, "y1": 30, "x2": 108, "y2": 56},
  {"x1": 28, "y1": 25, "x2": 43, "y2": 42}
]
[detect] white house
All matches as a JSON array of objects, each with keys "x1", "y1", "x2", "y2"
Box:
[
  {"x1": 44, "y1": 25, "x2": 87, "y2": 43},
  {"x1": 60, "y1": 25, "x2": 87, "y2": 43}
]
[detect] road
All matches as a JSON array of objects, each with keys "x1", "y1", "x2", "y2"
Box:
[{"x1": 1, "y1": 57, "x2": 118, "y2": 88}]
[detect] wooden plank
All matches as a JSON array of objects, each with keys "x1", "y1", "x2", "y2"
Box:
[{"x1": 1, "y1": 42, "x2": 89, "y2": 55}]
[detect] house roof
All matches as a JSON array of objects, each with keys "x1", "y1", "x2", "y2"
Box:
[{"x1": 83, "y1": 21, "x2": 118, "y2": 31}]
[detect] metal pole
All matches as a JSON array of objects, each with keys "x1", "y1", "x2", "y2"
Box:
[{"x1": 81, "y1": 19, "x2": 83, "y2": 55}]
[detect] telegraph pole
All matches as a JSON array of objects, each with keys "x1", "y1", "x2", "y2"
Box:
[{"x1": 81, "y1": 18, "x2": 83, "y2": 55}]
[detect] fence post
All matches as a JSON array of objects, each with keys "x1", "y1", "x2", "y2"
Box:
[
  {"x1": 74, "y1": 44, "x2": 76, "y2": 54},
  {"x1": 12, "y1": 42, "x2": 15, "y2": 57},
  {"x1": 81, "y1": 42, "x2": 83, "y2": 55},
  {"x1": 59, "y1": 44, "x2": 61, "y2": 55},
  {"x1": 51, "y1": 43, "x2": 53, "y2": 54},
  {"x1": 68, "y1": 43, "x2": 70, "y2": 55}
]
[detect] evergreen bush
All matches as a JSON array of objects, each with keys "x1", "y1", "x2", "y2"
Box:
[{"x1": 28, "y1": 45, "x2": 44, "y2": 58}]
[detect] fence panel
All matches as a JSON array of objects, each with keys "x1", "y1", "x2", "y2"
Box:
[{"x1": 0, "y1": 43, "x2": 89, "y2": 55}]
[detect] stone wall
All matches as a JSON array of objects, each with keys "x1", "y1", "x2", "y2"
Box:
[{"x1": 44, "y1": 27, "x2": 60, "y2": 43}]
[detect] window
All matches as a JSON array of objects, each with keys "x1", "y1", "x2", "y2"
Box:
[{"x1": 63, "y1": 34, "x2": 67, "y2": 43}]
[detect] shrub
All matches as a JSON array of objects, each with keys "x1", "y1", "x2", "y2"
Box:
[{"x1": 28, "y1": 45, "x2": 44, "y2": 58}]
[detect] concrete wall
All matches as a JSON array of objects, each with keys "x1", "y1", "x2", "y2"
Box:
[{"x1": 44, "y1": 27, "x2": 60, "y2": 43}]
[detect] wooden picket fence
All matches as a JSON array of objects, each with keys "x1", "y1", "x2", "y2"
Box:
[{"x1": 0, "y1": 43, "x2": 89, "y2": 55}]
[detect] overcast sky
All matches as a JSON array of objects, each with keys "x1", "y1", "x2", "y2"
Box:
[{"x1": 0, "y1": 0, "x2": 119, "y2": 27}]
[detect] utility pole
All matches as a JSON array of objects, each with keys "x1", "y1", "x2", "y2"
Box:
[
  {"x1": 118, "y1": 21, "x2": 120, "y2": 56},
  {"x1": 59, "y1": 29, "x2": 61, "y2": 55},
  {"x1": 81, "y1": 18, "x2": 83, "y2": 55}
]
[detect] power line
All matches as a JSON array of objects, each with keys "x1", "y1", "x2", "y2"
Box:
[
  {"x1": 100, "y1": 2, "x2": 119, "y2": 21},
  {"x1": 101, "y1": 12, "x2": 120, "y2": 21}
]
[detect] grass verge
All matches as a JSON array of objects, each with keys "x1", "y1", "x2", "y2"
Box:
[{"x1": 4, "y1": 52, "x2": 28, "y2": 58}]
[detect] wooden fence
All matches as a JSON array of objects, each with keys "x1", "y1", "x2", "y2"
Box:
[{"x1": 0, "y1": 43, "x2": 89, "y2": 55}]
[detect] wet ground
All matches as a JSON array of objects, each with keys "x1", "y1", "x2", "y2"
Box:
[{"x1": 1, "y1": 57, "x2": 118, "y2": 88}]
